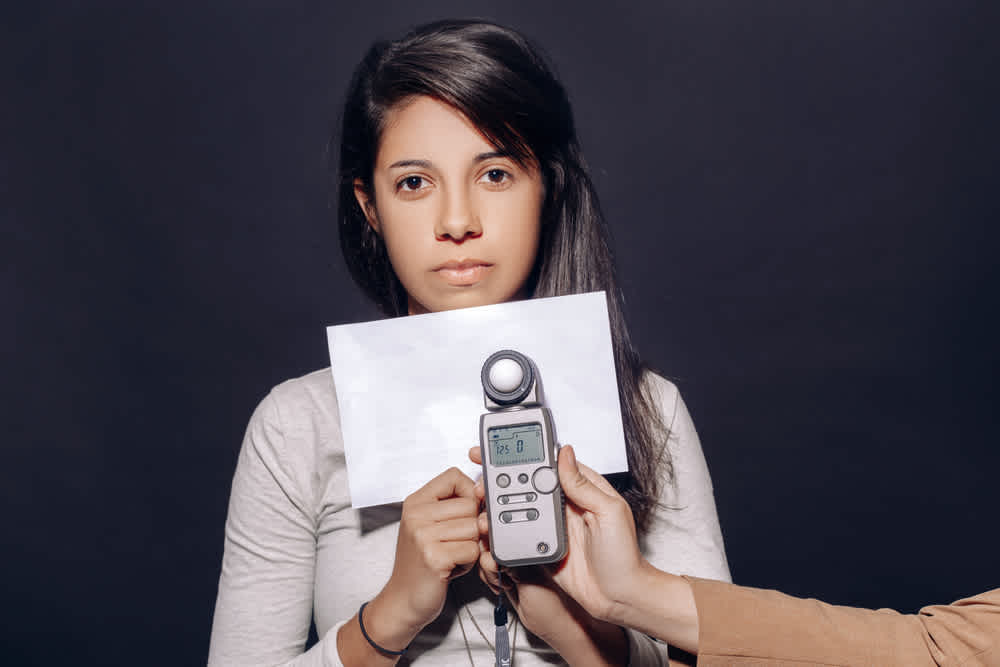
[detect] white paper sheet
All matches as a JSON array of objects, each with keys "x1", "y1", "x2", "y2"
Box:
[{"x1": 327, "y1": 291, "x2": 627, "y2": 508}]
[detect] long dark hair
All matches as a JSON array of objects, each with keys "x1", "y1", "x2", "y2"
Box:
[{"x1": 334, "y1": 19, "x2": 670, "y2": 530}]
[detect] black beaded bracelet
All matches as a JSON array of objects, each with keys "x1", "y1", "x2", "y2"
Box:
[{"x1": 358, "y1": 601, "x2": 410, "y2": 656}]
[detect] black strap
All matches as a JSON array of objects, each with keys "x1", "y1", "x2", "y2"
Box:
[{"x1": 358, "y1": 601, "x2": 410, "y2": 656}]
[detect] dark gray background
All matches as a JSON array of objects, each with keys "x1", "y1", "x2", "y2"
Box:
[{"x1": 4, "y1": 2, "x2": 998, "y2": 665}]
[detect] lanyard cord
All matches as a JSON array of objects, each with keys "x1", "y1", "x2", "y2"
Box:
[
  {"x1": 494, "y1": 571, "x2": 512, "y2": 667},
  {"x1": 454, "y1": 577, "x2": 518, "y2": 667}
]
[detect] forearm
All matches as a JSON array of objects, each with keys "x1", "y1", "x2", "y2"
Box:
[
  {"x1": 609, "y1": 563, "x2": 700, "y2": 655},
  {"x1": 686, "y1": 578, "x2": 1000, "y2": 666}
]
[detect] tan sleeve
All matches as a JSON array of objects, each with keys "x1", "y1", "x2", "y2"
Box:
[{"x1": 684, "y1": 577, "x2": 1000, "y2": 666}]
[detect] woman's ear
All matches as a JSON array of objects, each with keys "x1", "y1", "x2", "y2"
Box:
[{"x1": 353, "y1": 179, "x2": 380, "y2": 234}]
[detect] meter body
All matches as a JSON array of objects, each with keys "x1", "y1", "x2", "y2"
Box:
[{"x1": 478, "y1": 350, "x2": 567, "y2": 567}]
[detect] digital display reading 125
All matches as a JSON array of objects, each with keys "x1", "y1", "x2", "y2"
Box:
[{"x1": 487, "y1": 423, "x2": 545, "y2": 467}]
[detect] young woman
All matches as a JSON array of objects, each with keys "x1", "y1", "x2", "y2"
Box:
[{"x1": 208, "y1": 19, "x2": 730, "y2": 666}]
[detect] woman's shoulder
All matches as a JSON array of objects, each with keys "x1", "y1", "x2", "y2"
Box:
[
  {"x1": 639, "y1": 368, "x2": 682, "y2": 420},
  {"x1": 242, "y1": 368, "x2": 345, "y2": 501},
  {"x1": 639, "y1": 368, "x2": 701, "y2": 451},
  {"x1": 264, "y1": 367, "x2": 338, "y2": 418},
  {"x1": 639, "y1": 368, "x2": 710, "y2": 489},
  {"x1": 248, "y1": 367, "x2": 342, "y2": 450}
]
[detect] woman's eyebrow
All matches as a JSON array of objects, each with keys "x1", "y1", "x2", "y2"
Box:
[
  {"x1": 474, "y1": 151, "x2": 511, "y2": 162},
  {"x1": 386, "y1": 152, "x2": 512, "y2": 170},
  {"x1": 387, "y1": 158, "x2": 432, "y2": 169}
]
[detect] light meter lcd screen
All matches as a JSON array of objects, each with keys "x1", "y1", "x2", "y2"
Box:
[{"x1": 487, "y1": 423, "x2": 544, "y2": 467}]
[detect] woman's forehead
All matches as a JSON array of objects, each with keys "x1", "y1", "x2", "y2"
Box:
[{"x1": 376, "y1": 96, "x2": 497, "y2": 167}]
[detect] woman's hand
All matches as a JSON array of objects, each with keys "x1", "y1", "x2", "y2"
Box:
[
  {"x1": 338, "y1": 468, "x2": 481, "y2": 665},
  {"x1": 555, "y1": 446, "x2": 701, "y2": 653},
  {"x1": 378, "y1": 467, "x2": 482, "y2": 634},
  {"x1": 476, "y1": 531, "x2": 591, "y2": 645},
  {"x1": 545, "y1": 444, "x2": 650, "y2": 625},
  {"x1": 469, "y1": 447, "x2": 627, "y2": 665}
]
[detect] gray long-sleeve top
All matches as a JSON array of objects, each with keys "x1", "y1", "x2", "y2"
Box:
[{"x1": 208, "y1": 368, "x2": 731, "y2": 666}]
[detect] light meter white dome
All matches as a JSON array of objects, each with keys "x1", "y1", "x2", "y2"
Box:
[{"x1": 488, "y1": 358, "x2": 524, "y2": 393}]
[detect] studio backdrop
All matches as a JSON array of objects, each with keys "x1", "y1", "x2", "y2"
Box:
[{"x1": 4, "y1": 2, "x2": 998, "y2": 665}]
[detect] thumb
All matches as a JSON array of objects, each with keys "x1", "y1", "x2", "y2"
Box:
[{"x1": 558, "y1": 445, "x2": 615, "y2": 514}]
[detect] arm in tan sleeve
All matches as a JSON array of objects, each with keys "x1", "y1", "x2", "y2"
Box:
[{"x1": 687, "y1": 576, "x2": 1000, "y2": 666}]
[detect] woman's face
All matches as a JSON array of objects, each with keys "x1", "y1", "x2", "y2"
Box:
[{"x1": 355, "y1": 96, "x2": 544, "y2": 315}]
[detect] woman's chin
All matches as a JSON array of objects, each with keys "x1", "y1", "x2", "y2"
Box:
[{"x1": 407, "y1": 285, "x2": 519, "y2": 315}]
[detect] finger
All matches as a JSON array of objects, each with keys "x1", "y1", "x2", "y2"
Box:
[
  {"x1": 474, "y1": 477, "x2": 485, "y2": 502},
  {"x1": 425, "y1": 516, "x2": 480, "y2": 543},
  {"x1": 450, "y1": 561, "x2": 476, "y2": 580},
  {"x1": 558, "y1": 445, "x2": 615, "y2": 493},
  {"x1": 576, "y1": 460, "x2": 619, "y2": 497},
  {"x1": 421, "y1": 498, "x2": 479, "y2": 521},
  {"x1": 556, "y1": 445, "x2": 619, "y2": 496},
  {"x1": 478, "y1": 549, "x2": 515, "y2": 591},
  {"x1": 483, "y1": 567, "x2": 519, "y2": 608},
  {"x1": 478, "y1": 521, "x2": 491, "y2": 549},
  {"x1": 557, "y1": 445, "x2": 617, "y2": 513},
  {"x1": 437, "y1": 540, "x2": 481, "y2": 571},
  {"x1": 468, "y1": 446, "x2": 483, "y2": 465},
  {"x1": 479, "y1": 563, "x2": 500, "y2": 594},
  {"x1": 413, "y1": 467, "x2": 477, "y2": 502},
  {"x1": 503, "y1": 567, "x2": 521, "y2": 584},
  {"x1": 479, "y1": 546, "x2": 499, "y2": 575},
  {"x1": 403, "y1": 496, "x2": 479, "y2": 527}
]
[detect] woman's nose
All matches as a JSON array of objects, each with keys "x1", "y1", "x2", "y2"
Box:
[{"x1": 435, "y1": 188, "x2": 482, "y2": 243}]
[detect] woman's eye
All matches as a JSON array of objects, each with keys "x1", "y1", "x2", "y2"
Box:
[
  {"x1": 399, "y1": 175, "x2": 425, "y2": 191},
  {"x1": 483, "y1": 169, "x2": 510, "y2": 185}
]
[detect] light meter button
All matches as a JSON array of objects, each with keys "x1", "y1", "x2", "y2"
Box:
[
  {"x1": 500, "y1": 509, "x2": 539, "y2": 523},
  {"x1": 489, "y1": 358, "x2": 524, "y2": 393},
  {"x1": 499, "y1": 492, "x2": 534, "y2": 504},
  {"x1": 532, "y1": 466, "x2": 558, "y2": 494},
  {"x1": 496, "y1": 473, "x2": 511, "y2": 488}
]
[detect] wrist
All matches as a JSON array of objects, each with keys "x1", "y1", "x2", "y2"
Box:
[
  {"x1": 603, "y1": 558, "x2": 657, "y2": 626},
  {"x1": 616, "y1": 567, "x2": 699, "y2": 653},
  {"x1": 537, "y1": 597, "x2": 628, "y2": 665},
  {"x1": 363, "y1": 587, "x2": 425, "y2": 652}
]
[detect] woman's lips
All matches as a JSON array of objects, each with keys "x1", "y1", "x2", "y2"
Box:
[{"x1": 433, "y1": 260, "x2": 494, "y2": 286}]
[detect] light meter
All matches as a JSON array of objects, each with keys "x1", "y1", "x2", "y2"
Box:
[{"x1": 478, "y1": 350, "x2": 567, "y2": 567}]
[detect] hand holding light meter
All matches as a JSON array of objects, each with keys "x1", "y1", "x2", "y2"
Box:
[{"x1": 478, "y1": 350, "x2": 567, "y2": 567}]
